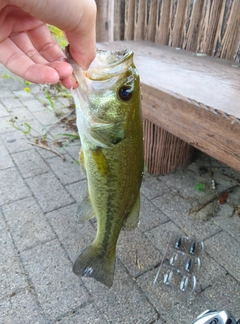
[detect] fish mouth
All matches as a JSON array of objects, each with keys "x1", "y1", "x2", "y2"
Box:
[
  {"x1": 86, "y1": 49, "x2": 134, "y2": 80},
  {"x1": 66, "y1": 46, "x2": 134, "y2": 81}
]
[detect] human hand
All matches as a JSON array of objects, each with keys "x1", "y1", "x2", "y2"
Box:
[{"x1": 0, "y1": 0, "x2": 96, "y2": 89}]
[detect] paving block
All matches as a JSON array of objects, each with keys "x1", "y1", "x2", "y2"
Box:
[
  {"x1": 213, "y1": 204, "x2": 240, "y2": 242},
  {"x1": 9, "y1": 107, "x2": 35, "y2": 123},
  {"x1": 82, "y1": 259, "x2": 159, "y2": 324},
  {"x1": 22, "y1": 99, "x2": 47, "y2": 113},
  {"x1": 151, "y1": 192, "x2": 220, "y2": 240},
  {"x1": 0, "y1": 103, "x2": 10, "y2": 117},
  {"x1": 56, "y1": 303, "x2": 108, "y2": 324},
  {"x1": 0, "y1": 116, "x2": 17, "y2": 134},
  {"x1": 0, "y1": 168, "x2": 31, "y2": 206},
  {"x1": 159, "y1": 170, "x2": 205, "y2": 199},
  {"x1": 204, "y1": 231, "x2": 240, "y2": 281},
  {"x1": 199, "y1": 273, "x2": 240, "y2": 319},
  {"x1": 20, "y1": 239, "x2": 91, "y2": 321},
  {"x1": 65, "y1": 180, "x2": 88, "y2": 202},
  {"x1": 1, "y1": 131, "x2": 32, "y2": 153},
  {"x1": 47, "y1": 154, "x2": 84, "y2": 185},
  {"x1": 0, "y1": 88, "x2": 13, "y2": 98},
  {"x1": 31, "y1": 109, "x2": 60, "y2": 126},
  {"x1": 117, "y1": 227, "x2": 162, "y2": 278},
  {"x1": 12, "y1": 149, "x2": 50, "y2": 179},
  {"x1": 145, "y1": 221, "x2": 182, "y2": 255},
  {"x1": 0, "y1": 143, "x2": 14, "y2": 170},
  {"x1": 2, "y1": 197, "x2": 56, "y2": 252},
  {"x1": 137, "y1": 268, "x2": 211, "y2": 324},
  {"x1": 13, "y1": 89, "x2": 36, "y2": 101},
  {"x1": 0, "y1": 210, "x2": 5, "y2": 230},
  {"x1": 0, "y1": 96, "x2": 23, "y2": 109},
  {"x1": 45, "y1": 204, "x2": 96, "y2": 262},
  {"x1": 0, "y1": 290, "x2": 46, "y2": 324},
  {"x1": 140, "y1": 175, "x2": 170, "y2": 200},
  {"x1": 152, "y1": 191, "x2": 191, "y2": 219},
  {"x1": 139, "y1": 194, "x2": 169, "y2": 232},
  {"x1": 26, "y1": 172, "x2": 74, "y2": 212},
  {"x1": 196, "y1": 254, "x2": 227, "y2": 292},
  {"x1": 64, "y1": 143, "x2": 82, "y2": 161},
  {"x1": 0, "y1": 229, "x2": 27, "y2": 298}
]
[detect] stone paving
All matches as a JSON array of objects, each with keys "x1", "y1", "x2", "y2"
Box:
[{"x1": 0, "y1": 64, "x2": 239, "y2": 324}]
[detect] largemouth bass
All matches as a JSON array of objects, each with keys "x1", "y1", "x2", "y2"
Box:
[{"x1": 68, "y1": 48, "x2": 143, "y2": 288}]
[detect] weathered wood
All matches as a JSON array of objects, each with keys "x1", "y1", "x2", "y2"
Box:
[
  {"x1": 124, "y1": 0, "x2": 135, "y2": 40},
  {"x1": 144, "y1": 119, "x2": 194, "y2": 174},
  {"x1": 133, "y1": 0, "x2": 146, "y2": 40},
  {"x1": 168, "y1": 0, "x2": 187, "y2": 47},
  {"x1": 144, "y1": 0, "x2": 158, "y2": 41},
  {"x1": 95, "y1": 0, "x2": 114, "y2": 42},
  {"x1": 155, "y1": 0, "x2": 171, "y2": 44},
  {"x1": 213, "y1": 0, "x2": 240, "y2": 60},
  {"x1": 197, "y1": 0, "x2": 223, "y2": 55},
  {"x1": 97, "y1": 41, "x2": 240, "y2": 172},
  {"x1": 182, "y1": 0, "x2": 204, "y2": 51},
  {"x1": 114, "y1": 0, "x2": 125, "y2": 41}
]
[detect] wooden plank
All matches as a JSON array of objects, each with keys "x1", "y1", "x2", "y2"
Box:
[
  {"x1": 114, "y1": 0, "x2": 125, "y2": 41},
  {"x1": 97, "y1": 40, "x2": 240, "y2": 171},
  {"x1": 124, "y1": 0, "x2": 135, "y2": 40},
  {"x1": 95, "y1": 0, "x2": 114, "y2": 42},
  {"x1": 168, "y1": 0, "x2": 187, "y2": 47},
  {"x1": 197, "y1": 0, "x2": 223, "y2": 55},
  {"x1": 155, "y1": 0, "x2": 171, "y2": 44},
  {"x1": 181, "y1": 0, "x2": 204, "y2": 51},
  {"x1": 144, "y1": 0, "x2": 158, "y2": 41},
  {"x1": 141, "y1": 83, "x2": 240, "y2": 173},
  {"x1": 133, "y1": 0, "x2": 146, "y2": 40},
  {"x1": 213, "y1": 0, "x2": 240, "y2": 61},
  {"x1": 98, "y1": 41, "x2": 240, "y2": 118}
]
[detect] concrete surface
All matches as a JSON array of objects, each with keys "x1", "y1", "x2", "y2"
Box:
[{"x1": 0, "y1": 64, "x2": 239, "y2": 324}]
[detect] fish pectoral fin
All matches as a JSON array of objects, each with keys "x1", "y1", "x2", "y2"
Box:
[
  {"x1": 91, "y1": 148, "x2": 110, "y2": 177},
  {"x1": 73, "y1": 244, "x2": 115, "y2": 288},
  {"x1": 79, "y1": 149, "x2": 85, "y2": 172},
  {"x1": 76, "y1": 194, "x2": 95, "y2": 223},
  {"x1": 123, "y1": 192, "x2": 140, "y2": 230}
]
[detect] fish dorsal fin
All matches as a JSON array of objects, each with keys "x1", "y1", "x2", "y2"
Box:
[
  {"x1": 123, "y1": 192, "x2": 140, "y2": 230},
  {"x1": 76, "y1": 193, "x2": 95, "y2": 223}
]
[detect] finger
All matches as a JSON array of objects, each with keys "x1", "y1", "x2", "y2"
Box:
[
  {"x1": 65, "y1": 1, "x2": 97, "y2": 69},
  {"x1": 8, "y1": 0, "x2": 97, "y2": 69},
  {"x1": 27, "y1": 23, "x2": 66, "y2": 62},
  {"x1": 9, "y1": 31, "x2": 48, "y2": 65},
  {"x1": 60, "y1": 75, "x2": 78, "y2": 90},
  {"x1": 0, "y1": 37, "x2": 60, "y2": 83}
]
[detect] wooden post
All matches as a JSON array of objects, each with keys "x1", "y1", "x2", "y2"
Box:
[{"x1": 95, "y1": 0, "x2": 114, "y2": 42}]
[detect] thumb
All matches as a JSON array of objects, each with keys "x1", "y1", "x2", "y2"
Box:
[{"x1": 65, "y1": 1, "x2": 96, "y2": 70}]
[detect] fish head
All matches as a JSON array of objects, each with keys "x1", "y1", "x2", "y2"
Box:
[{"x1": 69, "y1": 49, "x2": 141, "y2": 148}]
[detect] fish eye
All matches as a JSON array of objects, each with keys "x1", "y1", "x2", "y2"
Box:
[{"x1": 118, "y1": 86, "x2": 132, "y2": 101}]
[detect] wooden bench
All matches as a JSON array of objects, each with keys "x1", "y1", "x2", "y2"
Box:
[{"x1": 96, "y1": 0, "x2": 240, "y2": 174}]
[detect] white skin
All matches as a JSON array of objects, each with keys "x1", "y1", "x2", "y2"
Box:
[{"x1": 0, "y1": 0, "x2": 96, "y2": 89}]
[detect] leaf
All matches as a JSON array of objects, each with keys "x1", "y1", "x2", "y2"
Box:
[{"x1": 194, "y1": 183, "x2": 206, "y2": 192}]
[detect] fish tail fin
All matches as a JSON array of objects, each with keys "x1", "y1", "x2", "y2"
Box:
[{"x1": 73, "y1": 244, "x2": 115, "y2": 288}]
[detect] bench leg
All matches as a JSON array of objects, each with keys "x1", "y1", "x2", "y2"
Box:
[{"x1": 144, "y1": 119, "x2": 195, "y2": 174}]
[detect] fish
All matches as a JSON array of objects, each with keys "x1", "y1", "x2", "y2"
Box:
[{"x1": 67, "y1": 47, "x2": 144, "y2": 288}]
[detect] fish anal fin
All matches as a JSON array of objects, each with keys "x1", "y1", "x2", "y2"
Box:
[
  {"x1": 123, "y1": 192, "x2": 140, "y2": 230},
  {"x1": 73, "y1": 244, "x2": 115, "y2": 288},
  {"x1": 76, "y1": 194, "x2": 95, "y2": 223}
]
